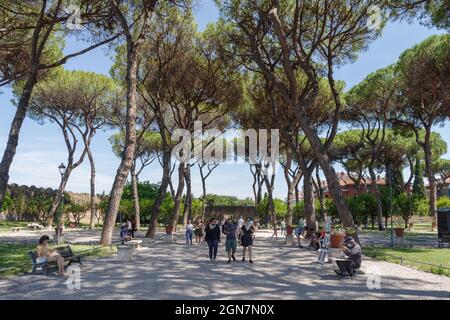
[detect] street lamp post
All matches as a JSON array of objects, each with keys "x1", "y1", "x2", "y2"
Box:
[
  {"x1": 387, "y1": 165, "x2": 394, "y2": 248},
  {"x1": 56, "y1": 163, "x2": 66, "y2": 244}
]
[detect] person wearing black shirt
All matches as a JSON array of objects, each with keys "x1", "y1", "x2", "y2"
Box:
[{"x1": 205, "y1": 218, "x2": 221, "y2": 263}]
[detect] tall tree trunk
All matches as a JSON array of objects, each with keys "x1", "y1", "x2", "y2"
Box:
[
  {"x1": 263, "y1": 174, "x2": 276, "y2": 238},
  {"x1": 286, "y1": 183, "x2": 295, "y2": 226},
  {"x1": 201, "y1": 175, "x2": 207, "y2": 222},
  {"x1": 130, "y1": 161, "x2": 140, "y2": 230},
  {"x1": 369, "y1": 166, "x2": 385, "y2": 230},
  {"x1": 88, "y1": 148, "x2": 97, "y2": 230},
  {"x1": 100, "y1": 45, "x2": 138, "y2": 245},
  {"x1": 170, "y1": 163, "x2": 185, "y2": 232},
  {"x1": 182, "y1": 166, "x2": 191, "y2": 225},
  {"x1": 283, "y1": 163, "x2": 302, "y2": 226},
  {"x1": 47, "y1": 167, "x2": 72, "y2": 228},
  {"x1": 145, "y1": 149, "x2": 171, "y2": 238},
  {"x1": 314, "y1": 165, "x2": 327, "y2": 222},
  {"x1": 423, "y1": 127, "x2": 437, "y2": 228},
  {"x1": 0, "y1": 73, "x2": 37, "y2": 208},
  {"x1": 294, "y1": 114, "x2": 354, "y2": 228},
  {"x1": 303, "y1": 170, "x2": 316, "y2": 231}
]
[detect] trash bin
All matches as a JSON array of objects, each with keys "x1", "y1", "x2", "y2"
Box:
[{"x1": 437, "y1": 208, "x2": 450, "y2": 246}]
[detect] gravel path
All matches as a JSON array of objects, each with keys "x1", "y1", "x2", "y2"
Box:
[{"x1": 0, "y1": 230, "x2": 449, "y2": 300}]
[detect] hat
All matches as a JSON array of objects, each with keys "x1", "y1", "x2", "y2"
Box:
[{"x1": 344, "y1": 236, "x2": 354, "y2": 244}]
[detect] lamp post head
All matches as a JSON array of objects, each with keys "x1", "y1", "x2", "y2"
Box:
[{"x1": 58, "y1": 163, "x2": 66, "y2": 176}]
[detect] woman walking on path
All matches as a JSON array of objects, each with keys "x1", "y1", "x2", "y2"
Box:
[
  {"x1": 205, "y1": 218, "x2": 221, "y2": 262},
  {"x1": 194, "y1": 220, "x2": 204, "y2": 245},
  {"x1": 241, "y1": 218, "x2": 256, "y2": 263},
  {"x1": 185, "y1": 220, "x2": 194, "y2": 245}
]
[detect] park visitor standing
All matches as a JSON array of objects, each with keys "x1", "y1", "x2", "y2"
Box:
[
  {"x1": 205, "y1": 218, "x2": 221, "y2": 262},
  {"x1": 223, "y1": 217, "x2": 238, "y2": 263},
  {"x1": 241, "y1": 218, "x2": 255, "y2": 263},
  {"x1": 280, "y1": 219, "x2": 286, "y2": 236},
  {"x1": 294, "y1": 218, "x2": 305, "y2": 247},
  {"x1": 185, "y1": 220, "x2": 194, "y2": 245},
  {"x1": 194, "y1": 220, "x2": 204, "y2": 245}
]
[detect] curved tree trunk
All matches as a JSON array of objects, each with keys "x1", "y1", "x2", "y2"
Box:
[
  {"x1": 88, "y1": 148, "x2": 97, "y2": 230},
  {"x1": 0, "y1": 73, "x2": 37, "y2": 209},
  {"x1": 182, "y1": 165, "x2": 192, "y2": 225},
  {"x1": 169, "y1": 163, "x2": 186, "y2": 232},
  {"x1": 145, "y1": 150, "x2": 171, "y2": 238},
  {"x1": 100, "y1": 45, "x2": 138, "y2": 245},
  {"x1": 130, "y1": 161, "x2": 140, "y2": 230},
  {"x1": 47, "y1": 167, "x2": 72, "y2": 228}
]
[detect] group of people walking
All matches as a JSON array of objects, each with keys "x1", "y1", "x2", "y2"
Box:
[{"x1": 186, "y1": 216, "x2": 256, "y2": 264}]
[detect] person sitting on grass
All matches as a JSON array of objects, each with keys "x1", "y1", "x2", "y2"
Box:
[
  {"x1": 36, "y1": 235, "x2": 66, "y2": 276},
  {"x1": 334, "y1": 236, "x2": 362, "y2": 278}
]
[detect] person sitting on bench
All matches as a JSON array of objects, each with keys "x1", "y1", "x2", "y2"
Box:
[
  {"x1": 36, "y1": 235, "x2": 66, "y2": 276},
  {"x1": 334, "y1": 236, "x2": 361, "y2": 278}
]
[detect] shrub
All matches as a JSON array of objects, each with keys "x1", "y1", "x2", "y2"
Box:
[{"x1": 437, "y1": 196, "x2": 450, "y2": 209}]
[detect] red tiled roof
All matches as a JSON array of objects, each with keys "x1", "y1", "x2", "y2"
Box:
[{"x1": 322, "y1": 173, "x2": 386, "y2": 188}]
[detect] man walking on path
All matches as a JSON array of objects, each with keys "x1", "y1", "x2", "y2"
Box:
[{"x1": 223, "y1": 217, "x2": 238, "y2": 263}]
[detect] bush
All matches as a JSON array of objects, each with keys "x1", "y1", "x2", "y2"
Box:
[
  {"x1": 347, "y1": 193, "x2": 377, "y2": 225},
  {"x1": 437, "y1": 196, "x2": 450, "y2": 209}
]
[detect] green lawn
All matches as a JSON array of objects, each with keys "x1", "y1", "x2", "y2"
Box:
[
  {"x1": 0, "y1": 243, "x2": 117, "y2": 277},
  {"x1": 0, "y1": 221, "x2": 29, "y2": 233},
  {"x1": 363, "y1": 246, "x2": 450, "y2": 277}
]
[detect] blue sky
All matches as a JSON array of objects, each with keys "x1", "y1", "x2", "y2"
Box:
[{"x1": 0, "y1": 1, "x2": 448, "y2": 200}]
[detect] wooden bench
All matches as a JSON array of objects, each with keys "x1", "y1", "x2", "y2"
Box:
[
  {"x1": 125, "y1": 240, "x2": 142, "y2": 250},
  {"x1": 29, "y1": 245, "x2": 83, "y2": 274}
]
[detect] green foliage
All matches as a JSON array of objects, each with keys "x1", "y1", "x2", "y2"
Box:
[
  {"x1": 324, "y1": 198, "x2": 338, "y2": 220},
  {"x1": 412, "y1": 159, "x2": 426, "y2": 199},
  {"x1": 347, "y1": 193, "x2": 377, "y2": 225},
  {"x1": 273, "y1": 198, "x2": 287, "y2": 219},
  {"x1": 437, "y1": 196, "x2": 450, "y2": 209},
  {"x1": 1, "y1": 193, "x2": 12, "y2": 212},
  {"x1": 2, "y1": 185, "x2": 59, "y2": 222},
  {"x1": 388, "y1": 0, "x2": 450, "y2": 30},
  {"x1": 204, "y1": 194, "x2": 254, "y2": 206}
]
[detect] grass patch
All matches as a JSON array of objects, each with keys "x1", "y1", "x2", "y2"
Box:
[
  {"x1": 0, "y1": 243, "x2": 117, "y2": 277},
  {"x1": 0, "y1": 221, "x2": 29, "y2": 233},
  {"x1": 364, "y1": 246, "x2": 450, "y2": 277}
]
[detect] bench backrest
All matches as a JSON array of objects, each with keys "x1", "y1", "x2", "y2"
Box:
[{"x1": 55, "y1": 246, "x2": 73, "y2": 258}]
